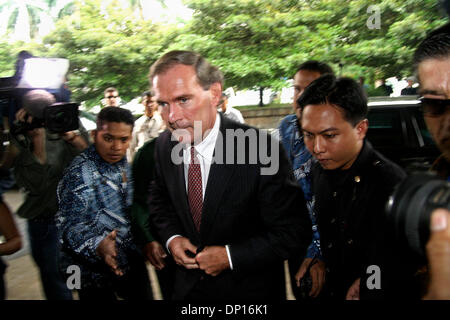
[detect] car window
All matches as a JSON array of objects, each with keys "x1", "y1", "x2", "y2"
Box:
[
  {"x1": 367, "y1": 108, "x2": 404, "y2": 147},
  {"x1": 411, "y1": 108, "x2": 436, "y2": 147}
]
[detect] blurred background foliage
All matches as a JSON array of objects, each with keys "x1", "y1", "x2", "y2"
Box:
[{"x1": 0, "y1": 0, "x2": 448, "y2": 108}]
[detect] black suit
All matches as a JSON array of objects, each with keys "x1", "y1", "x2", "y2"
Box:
[
  {"x1": 312, "y1": 140, "x2": 407, "y2": 299},
  {"x1": 148, "y1": 114, "x2": 311, "y2": 300}
]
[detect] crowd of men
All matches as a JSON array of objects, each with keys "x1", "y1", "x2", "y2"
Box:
[{"x1": 0, "y1": 21, "x2": 449, "y2": 301}]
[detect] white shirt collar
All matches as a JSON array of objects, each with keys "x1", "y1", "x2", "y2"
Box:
[
  {"x1": 183, "y1": 113, "x2": 220, "y2": 163},
  {"x1": 196, "y1": 113, "x2": 220, "y2": 161}
]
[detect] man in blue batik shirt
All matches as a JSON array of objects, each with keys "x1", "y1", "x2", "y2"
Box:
[
  {"x1": 278, "y1": 61, "x2": 333, "y2": 299},
  {"x1": 56, "y1": 107, "x2": 152, "y2": 300}
]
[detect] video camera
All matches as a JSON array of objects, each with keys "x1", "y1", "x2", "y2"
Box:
[
  {"x1": 386, "y1": 172, "x2": 450, "y2": 263},
  {"x1": 0, "y1": 56, "x2": 79, "y2": 135}
]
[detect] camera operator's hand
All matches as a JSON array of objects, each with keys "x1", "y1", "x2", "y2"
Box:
[
  {"x1": 424, "y1": 208, "x2": 450, "y2": 300},
  {"x1": 61, "y1": 130, "x2": 88, "y2": 151},
  {"x1": 15, "y1": 108, "x2": 31, "y2": 125},
  {"x1": 15, "y1": 109, "x2": 46, "y2": 164}
]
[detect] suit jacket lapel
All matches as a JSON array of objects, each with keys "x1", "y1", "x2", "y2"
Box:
[{"x1": 201, "y1": 115, "x2": 235, "y2": 242}]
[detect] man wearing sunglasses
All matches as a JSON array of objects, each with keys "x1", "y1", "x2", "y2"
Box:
[
  {"x1": 413, "y1": 24, "x2": 450, "y2": 300},
  {"x1": 414, "y1": 25, "x2": 450, "y2": 180},
  {"x1": 103, "y1": 87, "x2": 124, "y2": 107}
]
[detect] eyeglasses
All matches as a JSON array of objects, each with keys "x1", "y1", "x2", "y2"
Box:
[
  {"x1": 106, "y1": 95, "x2": 118, "y2": 99},
  {"x1": 420, "y1": 97, "x2": 450, "y2": 117}
]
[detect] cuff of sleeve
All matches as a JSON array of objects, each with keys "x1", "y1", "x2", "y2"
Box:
[
  {"x1": 87, "y1": 235, "x2": 107, "y2": 263},
  {"x1": 225, "y1": 244, "x2": 233, "y2": 270},
  {"x1": 166, "y1": 234, "x2": 182, "y2": 254},
  {"x1": 305, "y1": 243, "x2": 317, "y2": 259}
]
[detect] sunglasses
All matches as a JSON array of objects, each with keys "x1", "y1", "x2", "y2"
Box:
[
  {"x1": 420, "y1": 97, "x2": 450, "y2": 117},
  {"x1": 106, "y1": 95, "x2": 118, "y2": 99}
]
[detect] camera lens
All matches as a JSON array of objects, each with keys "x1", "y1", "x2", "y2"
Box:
[
  {"x1": 44, "y1": 102, "x2": 79, "y2": 133},
  {"x1": 386, "y1": 173, "x2": 450, "y2": 259}
]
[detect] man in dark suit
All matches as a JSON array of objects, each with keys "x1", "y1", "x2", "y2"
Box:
[
  {"x1": 299, "y1": 74, "x2": 406, "y2": 299},
  {"x1": 148, "y1": 50, "x2": 311, "y2": 300}
]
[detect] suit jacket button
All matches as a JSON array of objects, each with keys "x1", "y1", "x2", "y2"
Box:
[
  {"x1": 333, "y1": 192, "x2": 337, "y2": 197},
  {"x1": 328, "y1": 243, "x2": 333, "y2": 249},
  {"x1": 347, "y1": 239, "x2": 353, "y2": 245},
  {"x1": 330, "y1": 218, "x2": 336, "y2": 224}
]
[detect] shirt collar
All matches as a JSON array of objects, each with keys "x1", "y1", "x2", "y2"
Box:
[
  {"x1": 196, "y1": 112, "x2": 220, "y2": 162},
  {"x1": 88, "y1": 144, "x2": 127, "y2": 172},
  {"x1": 184, "y1": 113, "x2": 220, "y2": 162}
]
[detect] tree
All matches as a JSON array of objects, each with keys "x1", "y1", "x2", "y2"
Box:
[
  {"x1": 43, "y1": 0, "x2": 178, "y2": 108},
  {"x1": 0, "y1": 0, "x2": 76, "y2": 42},
  {"x1": 2, "y1": 0, "x2": 446, "y2": 108},
  {"x1": 181, "y1": 0, "x2": 447, "y2": 96},
  {"x1": 0, "y1": 40, "x2": 47, "y2": 77},
  {"x1": 39, "y1": 0, "x2": 76, "y2": 38}
]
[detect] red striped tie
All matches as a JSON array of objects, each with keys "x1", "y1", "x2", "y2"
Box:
[{"x1": 188, "y1": 146, "x2": 203, "y2": 232}]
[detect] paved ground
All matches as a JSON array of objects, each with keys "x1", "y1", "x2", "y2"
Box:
[
  {"x1": 2, "y1": 189, "x2": 294, "y2": 300},
  {"x1": 2, "y1": 189, "x2": 44, "y2": 300}
]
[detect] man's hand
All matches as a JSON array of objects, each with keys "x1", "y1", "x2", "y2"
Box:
[
  {"x1": 195, "y1": 246, "x2": 230, "y2": 277},
  {"x1": 346, "y1": 278, "x2": 361, "y2": 300},
  {"x1": 144, "y1": 241, "x2": 167, "y2": 270},
  {"x1": 61, "y1": 130, "x2": 88, "y2": 151},
  {"x1": 424, "y1": 209, "x2": 450, "y2": 300},
  {"x1": 15, "y1": 109, "x2": 47, "y2": 164},
  {"x1": 15, "y1": 108, "x2": 31, "y2": 125},
  {"x1": 168, "y1": 236, "x2": 199, "y2": 269},
  {"x1": 29, "y1": 127, "x2": 46, "y2": 164},
  {"x1": 294, "y1": 257, "x2": 326, "y2": 298},
  {"x1": 96, "y1": 230, "x2": 123, "y2": 276}
]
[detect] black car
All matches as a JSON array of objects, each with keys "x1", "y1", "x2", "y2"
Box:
[{"x1": 366, "y1": 97, "x2": 440, "y2": 173}]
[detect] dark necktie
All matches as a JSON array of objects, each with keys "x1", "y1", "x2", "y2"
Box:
[{"x1": 188, "y1": 146, "x2": 203, "y2": 232}]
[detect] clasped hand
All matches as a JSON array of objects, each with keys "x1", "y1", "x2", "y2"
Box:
[{"x1": 168, "y1": 237, "x2": 230, "y2": 276}]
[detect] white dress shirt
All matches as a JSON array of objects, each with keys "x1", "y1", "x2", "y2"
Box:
[
  {"x1": 127, "y1": 111, "x2": 165, "y2": 162},
  {"x1": 182, "y1": 113, "x2": 221, "y2": 197},
  {"x1": 166, "y1": 113, "x2": 234, "y2": 269}
]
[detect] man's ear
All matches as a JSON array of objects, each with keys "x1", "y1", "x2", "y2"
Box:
[
  {"x1": 209, "y1": 82, "x2": 222, "y2": 108},
  {"x1": 91, "y1": 129, "x2": 97, "y2": 141},
  {"x1": 356, "y1": 119, "x2": 369, "y2": 140}
]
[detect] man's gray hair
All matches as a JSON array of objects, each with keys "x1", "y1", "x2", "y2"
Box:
[{"x1": 149, "y1": 50, "x2": 224, "y2": 90}]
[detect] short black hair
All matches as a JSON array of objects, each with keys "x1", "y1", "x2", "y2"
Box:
[
  {"x1": 141, "y1": 90, "x2": 153, "y2": 99},
  {"x1": 295, "y1": 60, "x2": 334, "y2": 77},
  {"x1": 96, "y1": 107, "x2": 134, "y2": 129},
  {"x1": 414, "y1": 24, "x2": 450, "y2": 69},
  {"x1": 298, "y1": 74, "x2": 368, "y2": 126},
  {"x1": 104, "y1": 87, "x2": 118, "y2": 95}
]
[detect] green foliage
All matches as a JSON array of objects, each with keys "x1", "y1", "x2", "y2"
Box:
[
  {"x1": 0, "y1": 0, "x2": 447, "y2": 107},
  {"x1": 41, "y1": 0, "x2": 178, "y2": 108},
  {"x1": 179, "y1": 0, "x2": 446, "y2": 92},
  {"x1": 0, "y1": 40, "x2": 47, "y2": 77}
]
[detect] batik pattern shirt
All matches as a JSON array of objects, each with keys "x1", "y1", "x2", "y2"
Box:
[
  {"x1": 56, "y1": 145, "x2": 135, "y2": 288},
  {"x1": 279, "y1": 114, "x2": 322, "y2": 259}
]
